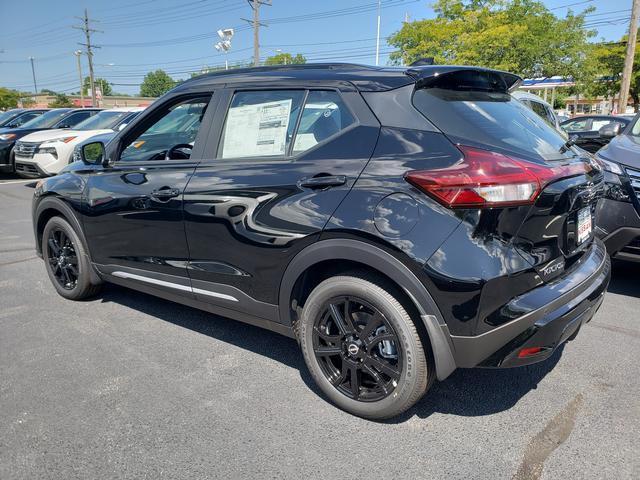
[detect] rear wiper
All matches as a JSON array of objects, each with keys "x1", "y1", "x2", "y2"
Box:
[{"x1": 559, "y1": 138, "x2": 576, "y2": 154}]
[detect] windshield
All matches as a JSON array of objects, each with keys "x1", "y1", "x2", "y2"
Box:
[
  {"x1": 74, "y1": 111, "x2": 131, "y2": 131},
  {"x1": 630, "y1": 115, "x2": 640, "y2": 136},
  {"x1": 20, "y1": 109, "x2": 72, "y2": 129},
  {"x1": 413, "y1": 89, "x2": 574, "y2": 162}
]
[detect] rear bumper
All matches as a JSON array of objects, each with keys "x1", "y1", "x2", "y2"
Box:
[
  {"x1": 448, "y1": 238, "x2": 610, "y2": 368},
  {"x1": 595, "y1": 198, "x2": 640, "y2": 261}
]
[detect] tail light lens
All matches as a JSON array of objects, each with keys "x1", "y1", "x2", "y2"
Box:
[{"x1": 405, "y1": 146, "x2": 593, "y2": 209}]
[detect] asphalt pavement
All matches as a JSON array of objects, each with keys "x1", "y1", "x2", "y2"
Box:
[{"x1": 1, "y1": 174, "x2": 638, "y2": 479}]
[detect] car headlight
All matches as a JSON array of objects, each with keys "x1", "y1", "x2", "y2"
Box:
[
  {"x1": 72, "y1": 146, "x2": 81, "y2": 163},
  {"x1": 0, "y1": 133, "x2": 16, "y2": 141},
  {"x1": 596, "y1": 154, "x2": 623, "y2": 175},
  {"x1": 42, "y1": 136, "x2": 78, "y2": 145},
  {"x1": 36, "y1": 146, "x2": 58, "y2": 159}
]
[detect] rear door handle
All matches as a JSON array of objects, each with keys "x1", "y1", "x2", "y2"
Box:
[
  {"x1": 151, "y1": 187, "x2": 181, "y2": 201},
  {"x1": 299, "y1": 175, "x2": 347, "y2": 189}
]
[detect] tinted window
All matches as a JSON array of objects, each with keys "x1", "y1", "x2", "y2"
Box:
[
  {"x1": 120, "y1": 97, "x2": 209, "y2": 162},
  {"x1": 12, "y1": 111, "x2": 42, "y2": 126},
  {"x1": 219, "y1": 90, "x2": 304, "y2": 159},
  {"x1": 292, "y1": 91, "x2": 354, "y2": 154},
  {"x1": 20, "y1": 109, "x2": 72, "y2": 128},
  {"x1": 55, "y1": 111, "x2": 92, "y2": 128},
  {"x1": 413, "y1": 88, "x2": 574, "y2": 161}
]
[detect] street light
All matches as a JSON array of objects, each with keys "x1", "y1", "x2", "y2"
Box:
[
  {"x1": 215, "y1": 28, "x2": 234, "y2": 70},
  {"x1": 74, "y1": 50, "x2": 84, "y2": 108}
]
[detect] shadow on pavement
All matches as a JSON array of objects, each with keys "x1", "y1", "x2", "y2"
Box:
[
  {"x1": 608, "y1": 260, "x2": 640, "y2": 298},
  {"x1": 99, "y1": 283, "x2": 564, "y2": 423}
]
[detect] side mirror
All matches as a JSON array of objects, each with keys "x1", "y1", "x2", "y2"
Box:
[
  {"x1": 599, "y1": 123, "x2": 621, "y2": 138},
  {"x1": 81, "y1": 141, "x2": 105, "y2": 165}
]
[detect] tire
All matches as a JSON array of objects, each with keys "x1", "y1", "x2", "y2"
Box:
[
  {"x1": 299, "y1": 274, "x2": 431, "y2": 420},
  {"x1": 42, "y1": 216, "x2": 101, "y2": 300}
]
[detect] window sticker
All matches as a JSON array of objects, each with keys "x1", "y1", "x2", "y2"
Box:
[{"x1": 222, "y1": 99, "x2": 292, "y2": 158}]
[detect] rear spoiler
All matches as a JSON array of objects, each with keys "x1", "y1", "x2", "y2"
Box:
[{"x1": 405, "y1": 66, "x2": 522, "y2": 93}]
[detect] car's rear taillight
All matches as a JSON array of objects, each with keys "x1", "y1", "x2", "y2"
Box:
[{"x1": 405, "y1": 146, "x2": 593, "y2": 209}]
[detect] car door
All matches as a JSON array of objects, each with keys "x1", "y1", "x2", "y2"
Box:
[
  {"x1": 182, "y1": 86, "x2": 380, "y2": 322},
  {"x1": 82, "y1": 93, "x2": 215, "y2": 293}
]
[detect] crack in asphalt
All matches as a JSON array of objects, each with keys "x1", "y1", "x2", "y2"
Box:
[
  {"x1": 589, "y1": 322, "x2": 640, "y2": 339},
  {"x1": 0, "y1": 256, "x2": 39, "y2": 267},
  {"x1": 512, "y1": 393, "x2": 584, "y2": 480}
]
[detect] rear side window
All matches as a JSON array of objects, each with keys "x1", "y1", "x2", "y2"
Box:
[
  {"x1": 292, "y1": 91, "x2": 354, "y2": 154},
  {"x1": 219, "y1": 90, "x2": 305, "y2": 159},
  {"x1": 413, "y1": 88, "x2": 572, "y2": 161}
]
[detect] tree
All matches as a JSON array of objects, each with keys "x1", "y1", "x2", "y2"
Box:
[
  {"x1": 264, "y1": 52, "x2": 306, "y2": 66},
  {"x1": 140, "y1": 70, "x2": 175, "y2": 97},
  {"x1": 582, "y1": 31, "x2": 640, "y2": 112},
  {"x1": 82, "y1": 77, "x2": 112, "y2": 96},
  {"x1": 0, "y1": 87, "x2": 22, "y2": 109},
  {"x1": 48, "y1": 93, "x2": 74, "y2": 108},
  {"x1": 388, "y1": 0, "x2": 595, "y2": 79}
]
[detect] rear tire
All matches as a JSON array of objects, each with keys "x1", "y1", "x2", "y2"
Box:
[
  {"x1": 42, "y1": 216, "x2": 101, "y2": 300},
  {"x1": 299, "y1": 274, "x2": 431, "y2": 419}
]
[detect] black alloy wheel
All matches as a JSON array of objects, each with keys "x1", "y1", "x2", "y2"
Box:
[
  {"x1": 312, "y1": 296, "x2": 402, "y2": 402},
  {"x1": 46, "y1": 228, "x2": 79, "y2": 290}
]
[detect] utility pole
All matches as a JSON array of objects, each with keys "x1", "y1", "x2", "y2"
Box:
[
  {"x1": 242, "y1": 0, "x2": 271, "y2": 67},
  {"x1": 28, "y1": 57, "x2": 38, "y2": 98},
  {"x1": 73, "y1": 9, "x2": 101, "y2": 107},
  {"x1": 375, "y1": 0, "x2": 381, "y2": 66},
  {"x1": 74, "y1": 50, "x2": 84, "y2": 107},
  {"x1": 618, "y1": 0, "x2": 640, "y2": 114}
]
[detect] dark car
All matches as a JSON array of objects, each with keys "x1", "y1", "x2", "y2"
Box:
[
  {"x1": 593, "y1": 114, "x2": 640, "y2": 261},
  {"x1": 32, "y1": 64, "x2": 610, "y2": 419},
  {"x1": 561, "y1": 115, "x2": 631, "y2": 153},
  {"x1": 0, "y1": 108, "x2": 101, "y2": 174},
  {"x1": 0, "y1": 108, "x2": 49, "y2": 129}
]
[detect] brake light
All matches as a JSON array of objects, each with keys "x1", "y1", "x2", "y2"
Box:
[
  {"x1": 518, "y1": 347, "x2": 544, "y2": 358},
  {"x1": 405, "y1": 146, "x2": 593, "y2": 209}
]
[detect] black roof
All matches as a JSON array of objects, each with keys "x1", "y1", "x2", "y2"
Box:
[{"x1": 177, "y1": 63, "x2": 522, "y2": 93}]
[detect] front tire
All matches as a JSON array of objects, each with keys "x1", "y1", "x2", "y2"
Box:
[
  {"x1": 42, "y1": 216, "x2": 101, "y2": 300},
  {"x1": 299, "y1": 274, "x2": 431, "y2": 419}
]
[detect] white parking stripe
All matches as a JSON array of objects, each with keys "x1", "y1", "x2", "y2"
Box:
[{"x1": 0, "y1": 179, "x2": 36, "y2": 185}]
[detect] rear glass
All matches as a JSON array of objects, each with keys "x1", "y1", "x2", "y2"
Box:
[{"x1": 413, "y1": 88, "x2": 573, "y2": 162}]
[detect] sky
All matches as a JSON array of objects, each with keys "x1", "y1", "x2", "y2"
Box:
[{"x1": 0, "y1": 0, "x2": 632, "y2": 95}]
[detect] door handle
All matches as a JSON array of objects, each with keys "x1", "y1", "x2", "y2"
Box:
[
  {"x1": 150, "y1": 187, "x2": 181, "y2": 201},
  {"x1": 299, "y1": 175, "x2": 347, "y2": 189}
]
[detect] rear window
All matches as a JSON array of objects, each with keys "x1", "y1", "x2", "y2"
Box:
[{"x1": 413, "y1": 88, "x2": 573, "y2": 162}]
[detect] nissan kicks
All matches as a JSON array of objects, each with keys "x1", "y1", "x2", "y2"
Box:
[{"x1": 32, "y1": 64, "x2": 610, "y2": 419}]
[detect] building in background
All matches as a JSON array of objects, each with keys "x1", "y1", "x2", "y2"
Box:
[{"x1": 25, "y1": 93, "x2": 156, "y2": 109}]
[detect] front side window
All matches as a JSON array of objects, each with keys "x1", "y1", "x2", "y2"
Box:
[
  {"x1": 292, "y1": 91, "x2": 354, "y2": 154},
  {"x1": 591, "y1": 119, "x2": 624, "y2": 131},
  {"x1": 119, "y1": 97, "x2": 209, "y2": 162},
  {"x1": 55, "y1": 111, "x2": 92, "y2": 128},
  {"x1": 10, "y1": 111, "x2": 41, "y2": 127},
  {"x1": 219, "y1": 90, "x2": 304, "y2": 159},
  {"x1": 563, "y1": 118, "x2": 589, "y2": 132},
  {"x1": 20, "y1": 109, "x2": 72, "y2": 129}
]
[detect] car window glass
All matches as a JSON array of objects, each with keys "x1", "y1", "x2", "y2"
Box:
[
  {"x1": 219, "y1": 90, "x2": 304, "y2": 159},
  {"x1": 75, "y1": 111, "x2": 131, "y2": 130},
  {"x1": 543, "y1": 106, "x2": 557, "y2": 126},
  {"x1": 119, "y1": 97, "x2": 209, "y2": 162},
  {"x1": 563, "y1": 118, "x2": 589, "y2": 132},
  {"x1": 13, "y1": 112, "x2": 41, "y2": 126},
  {"x1": 591, "y1": 119, "x2": 622, "y2": 131},
  {"x1": 20, "y1": 109, "x2": 72, "y2": 128},
  {"x1": 292, "y1": 90, "x2": 354, "y2": 154},
  {"x1": 56, "y1": 111, "x2": 91, "y2": 128}
]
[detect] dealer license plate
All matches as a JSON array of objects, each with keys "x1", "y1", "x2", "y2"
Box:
[{"x1": 577, "y1": 207, "x2": 592, "y2": 244}]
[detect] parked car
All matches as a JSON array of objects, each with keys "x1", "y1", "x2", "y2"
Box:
[
  {"x1": 593, "y1": 113, "x2": 640, "y2": 261},
  {"x1": 14, "y1": 107, "x2": 144, "y2": 177},
  {"x1": 560, "y1": 115, "x2": 632, "y2": 153},
  {"x1": 0, "y1": 108, "x2": 101, "y2": 174},
  {"x1": 0, "y1": 108, "x2": 48, "y2": 129},
  {"x1": 512, "y1": 90, "x2": 562, "y2": 130},
  {"x1": 33, "y1": 64, "x2": 610, "y2": 419}
]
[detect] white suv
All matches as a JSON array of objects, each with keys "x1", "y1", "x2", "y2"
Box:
[{"x1": 14, "y1": 107, "x2": 144, "y2": 177}]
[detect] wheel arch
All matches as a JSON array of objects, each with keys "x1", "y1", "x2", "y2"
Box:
[
  {"x1": 34, "y1": 195, "x2": 101, "y2": 285},
  {"x1": 279, "y1": 238, "x2": 457, "y2": 380}
]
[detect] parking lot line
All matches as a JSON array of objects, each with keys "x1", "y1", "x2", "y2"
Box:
[{"x1": 0, "y1": 179, "x2": 36, "y2": 185}]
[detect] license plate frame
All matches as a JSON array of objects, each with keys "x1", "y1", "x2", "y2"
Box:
[{"x1": 576, "y1": 206, "x2": 592, "y2": 245}]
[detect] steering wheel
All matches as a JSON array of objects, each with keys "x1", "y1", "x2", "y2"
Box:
[{"x1": 164, "y1": 143, "x2": 193, "y2": 160}]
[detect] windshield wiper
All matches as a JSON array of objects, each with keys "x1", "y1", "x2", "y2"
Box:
[{"x1": 559, "y1": 138, "x2": 576, "y2": 154}]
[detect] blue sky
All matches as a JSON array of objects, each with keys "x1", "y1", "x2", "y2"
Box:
[{"x1": 0, "y1": 0, "x2": 631, "y2": 95}]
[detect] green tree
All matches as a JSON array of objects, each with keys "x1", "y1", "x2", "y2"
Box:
[
  {"x1": 48, "y1": 93, "x2": 74, "y2": 108},
  {"x1": 82, "y1": 77, "x2": 112, "y2": 96},
  {"x1": 0, "y1": 87, "x2": 22, "y2": 109},
  {"x1": 139, "y1": 69, "x2": 175, "y2": 97},
  {"x1": 264, "y1": 52, "x2": 306, "y2": 66},
  {"x1": 388, "y1": 0, "x2": 594, "y2": 79}
]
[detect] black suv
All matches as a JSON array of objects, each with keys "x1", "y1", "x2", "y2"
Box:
[
  {"x1": 32, "y1": 64, "x2": 610, "y2": 419},
  {"x1": 0, "y1": 108, "x2": 101, "y2": 174}
]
